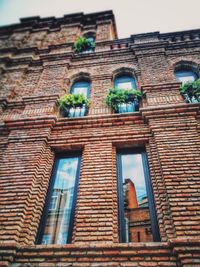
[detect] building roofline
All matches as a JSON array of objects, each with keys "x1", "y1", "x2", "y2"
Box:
[
  {"x1": 0, "y1": 9, "x2": 199, "y2": 41},
  {"x1": 0, "y1": 10, "x2": 117, "y2": 35},
  {"x1": 131, "y1": 28, "x2": 200, "y2": 39}
]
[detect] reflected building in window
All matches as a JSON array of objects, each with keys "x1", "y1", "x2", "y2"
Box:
[
  {"x1": 123, "y1": 178, "x2": 152, "y2": 242},
  {"x1": 117, "y1": 150, "x2": 160, "y2": 243},
  {"x1": 37, "y1": 156, "x2": 81, "y2": 245}
]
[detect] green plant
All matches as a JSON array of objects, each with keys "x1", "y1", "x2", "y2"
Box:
[
  {"x1": 73, "y1": 37, "x2": 95, "y2": 53},
  {"x1": 106, "y1": 87, "x2": 143, "y2": 111},
  {"x1": 180, "y1": 79, "x2": 200, "y2": 102},
  {"x1": 58, "y1": 93, "x2": 90, "y2": 112}
]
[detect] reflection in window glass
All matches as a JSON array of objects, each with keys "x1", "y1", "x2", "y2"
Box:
[
  {"x1": 72, "y1": 81, "x2": 90, "y2": 98},
  {"x1": 83, "y1": 34, "x2": 95, "y2": 53},
  {"x1": 115, "y1": 76, "x2": 137, "y2": 90},
  {"x1": 175, "y1": 70, "x2": 198, "y2": 84},
  {"x1": 87, "y1": 36, "x2": 95, "y2": 43},
  {"x1": 40, "y1": 157, "x2": 79, "y2": 245},
  {"x1": 118, "y1": 152, "x2": 154, "y2": 242},
  {"x1": 42, "y1": 234, "x2": 51, "y2": 245},
  {"x1": 117, "y1": 81, "x2": 133, "y2": 89},
  {"x1": 49, "y1": 192, "x2": 58, "y2": 211}
]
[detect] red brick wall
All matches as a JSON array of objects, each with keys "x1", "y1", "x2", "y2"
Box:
[
  {"x1": 0, "y1": 128, "x2": 54, "y2": 244},
  {"x1": 0, "y1": 11, "x2": 200, "y2": 267},
  {"x1": 144, "y1": 107, "x2": 200, "y2": 239}
]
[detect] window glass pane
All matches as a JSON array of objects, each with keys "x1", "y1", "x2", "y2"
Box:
[
  {"x1": 72, "y1": 81, "x2": 90, "y2": 98},
  {"x1": 175, "y1": 70, "x2": 197, "y2": 84},
  {"x1": 41, "y1": 157, "x2": 79, "y2": 245},
  {"x1": 87, "y1": 36, "x2": 95, "y2": 43},
  {"x1": 119, "y1": 152, "x2": 154, "y2": 242},
  {"x1": 117, "y1": 81, "x2": 133, "y2": 89},
  {"x1": 115, "y1": 76, "x2": 137, "y2": 90},
  {"x1": 42, "y1": 234, "x2": 51, "y2": 245},
  {"x1": 82, "y1": 35, "x2": 95, "y2": 53}
]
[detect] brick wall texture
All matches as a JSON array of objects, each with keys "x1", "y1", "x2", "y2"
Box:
[{"x1": 0, "y1": 10, "x2": 200, "y2": 267}]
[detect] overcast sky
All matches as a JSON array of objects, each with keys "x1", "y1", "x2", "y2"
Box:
[{"x1": 0, "y1": 0, "x2": 199, "y2": 38}]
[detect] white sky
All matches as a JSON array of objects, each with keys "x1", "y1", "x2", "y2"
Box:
[{"x1": 0, "y1": 0, "x2": 199, "y2": 38}]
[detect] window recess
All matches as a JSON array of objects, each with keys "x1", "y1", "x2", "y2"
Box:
[
  {"x1": 36, "y1": 154, "x2": 81, "y2": 245},
  {"x1": 117, "y1": 149, "x2": 160, "y2": 243}
]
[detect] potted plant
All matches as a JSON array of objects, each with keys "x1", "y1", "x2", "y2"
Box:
[
  {"x1": 106, "y1": 88, "x2": 143, "y2": 113},
  {"x1": 180, "y1": 79, "x2": 200, "y2": 103},
  {"x1": 73, "y1": 37, "x2": 95, "y2": 54},
  {"x1": 58, "y1": 93, "x2": 90, "y2": 118}
]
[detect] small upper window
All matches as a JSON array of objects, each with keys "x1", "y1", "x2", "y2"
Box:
[
  {"x1": 83, "y1": 33, "x2": 95, "y2": 53},
  {"x1": 71, "y1": 81, "x2": 90, "y2": 99},
  {"x1": 114, "y1": 75, "x2": 137, "y2": 90},
  {"x1": 175, "y1": 70, "x2": 198, "y2": 84},
  {"x1": 86, "y1": 36, "x2": 95, "y2": 44}
]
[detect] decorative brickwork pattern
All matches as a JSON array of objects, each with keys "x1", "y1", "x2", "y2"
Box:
[{"x1": 0, "y1": 10, "x2": 200, "y2": 267}]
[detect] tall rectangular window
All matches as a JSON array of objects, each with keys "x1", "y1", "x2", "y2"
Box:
[
  {"x1": 37, "y1": 154, "x2": 81, "y2": 244},
  {"x1": 117, "y1": 149, "x2": 160, "y2": 243}
]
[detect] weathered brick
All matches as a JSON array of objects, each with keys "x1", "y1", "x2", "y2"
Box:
[{"x1": 0, "y1": 8, "x2": 200, "y2": 267}]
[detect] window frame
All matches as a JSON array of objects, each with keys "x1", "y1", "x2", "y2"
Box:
[
  {"x1": 71, "y1": 81, "x2": 90, "y2": 99},
  {"x1": 36, "y1": 152, "x2": 81, "y2": 244},
  {"x1": 116, "y1": 148, "x2": 160, "y2": 243}
]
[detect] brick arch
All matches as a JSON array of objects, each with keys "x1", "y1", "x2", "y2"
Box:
[
  {"x1": 83, "y1": 31, "x2": 96, "y2": 39},
  {"x1": 69, "y1": 72, "x2": 91, "y2": 86},
  {"x1": 63, "y1": 71, "x2": 92, "y2": 94},
  {"x1": 112, "y1": 66, "x2": 139, "y2": 81},
  {"x1": 173, "y1": 60, "x2": 200, "y2": 77},
  {"x1": 111, "y1": 66, "x2": 141, "y2": 90}
]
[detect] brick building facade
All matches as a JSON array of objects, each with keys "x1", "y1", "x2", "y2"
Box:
[{"x1": 0, "y1": 10, "x2": 200, "y2": 267}]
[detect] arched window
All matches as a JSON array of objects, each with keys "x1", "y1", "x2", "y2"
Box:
[
  {"x1": 114, "y1": 75, "x2": 137, "y2": 90},
  {"x1": 175, "y1": 69, "x2": 200, "y2": 103},
  {"x1": 112, "y1": 75, "x2": 139, "y2": 113},
  {"x1": 83, "y1": 32, "x2": 95, "y2": 53},
  {"x1": 66, "y1": 80, "x2": 90, "y2": 118},
  {"x1": 84, "y1": 32, "x2": 95, "y2": 43},
  {"x1": 71, "y1": 80, "x2": 90, "y2": 98},
  {"x1": 175, "y1": 70, "x2": 198, "y2": 84}
]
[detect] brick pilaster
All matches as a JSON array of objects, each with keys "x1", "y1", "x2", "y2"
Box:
[{"x1": 73, "y1": 141, "x2": 118, "y2": 243}]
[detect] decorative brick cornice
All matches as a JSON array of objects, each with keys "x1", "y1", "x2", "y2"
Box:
[
  {"x1": 141, "y1": 82, "x2": 184, "y2": 107},
  {"x1": 0, "y1": 10, "x2": 116, "y2": 35},
  {"x1": 141, "y1": 82, "x2": 181, "y2": 92},
  {"x1": 170, "y1": 239, "x2": 200, "y2": 267},
  {"x1": 2, "y1": 106, "x2": 142, "y2": 130},
  {"x1": 54, "y1": 112, "x2": 143, "y2": 128},
  {"x1": 4, "y1": 116, "x2": 56, "y2": 130},
  {"x1": 0, "y1": 95, "x2": 59, "y2": 110},
  {"x1": 0, "y1": 240, "x2": 200, "y2": 266},
  {"x1": 22, "y1": 94, "x2": 59, "y2": 103},
  {"x1": 140, "y1": 103, "x2": 200, "y2": 121},
  {"x1": 0, "y1": 242, "x2": 18, "y2": 267}
]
